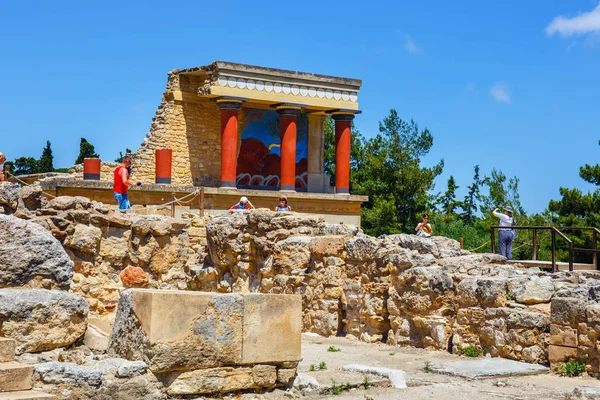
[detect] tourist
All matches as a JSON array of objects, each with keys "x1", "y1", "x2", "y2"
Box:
[
  {"x1": 0, "y1": 152, "x2": 5, "y2": 183},
  {"x1": 493, "y1": 206, "x2": 514, "y2": 260},
  {"x1": 275, "y1": 196, "x2": 291, "y2": 212},
  {"x1": 415, "y1": 214, "x2": 432, "y2": 237},
  {"x1": 230, "y1": 196, "x2": 255, "y2": 211},
  {"x1": 113, "y1": 155, "x2": 141, "y2": 213}
]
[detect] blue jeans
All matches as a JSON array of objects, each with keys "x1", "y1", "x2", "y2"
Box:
[
  {"x1": 498, "y1": 230, "x2": 514, "y2": 260},
  {"x1": 113, "y1": 192, "x2": 131, "y2": 211}
]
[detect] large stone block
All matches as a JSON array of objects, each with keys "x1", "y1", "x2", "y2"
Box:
[
  {"x1": 552, "y1": 297, "x2": 586, "y2": 326},
  {"x1": 167, "y1": 367, "x2": 255, "y2": 395},
  {"x1": 108, "y1": 290, "x2": 301, "y2": 373},
  {"x1": 0, "y1": 215, "x2": 74, "y2": 290},
  {"x1": 242, "y1": 294, "x2": 302, "y2": 364},
  {"x1": 550, "y1": 324, "x2": 578, "y2": 348},
  {"x1": 0, "y1": 338, "x2": 15, "y2": 362},
  {"x1": 0, "y1": 289, "x2": 88, "y2": 354},
  {"x1": 0, "y1": 362, "x2": 33, "y2": 392},
  {"x1": 548, "y1": 345, "x2": 578, "y2": 364}
]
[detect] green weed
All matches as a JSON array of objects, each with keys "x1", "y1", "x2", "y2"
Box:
[
  {"x1": 327, "y1": 345, "x2": 341, "y2": 352},
  {"x1": 309, "y1": 364, "x2": 316, "y2": 372},
  {"x1": 319, "y1": 361, "x2": 327, "y2": 370},
  {"x1": 362, "y1": 375, "x2": 371, "y2": 389},
  {"x1": 558, "y1": 361, "x2": 586, "y2": 377},
  {"x1": 424, "y1": 360, "x2": 431, "y2": 373},
  {"x1": 462, "y1": 345, "x2": 481, "y2": 357}
]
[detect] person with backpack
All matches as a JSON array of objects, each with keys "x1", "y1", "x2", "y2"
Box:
[{"x1": 493, "y1": 206, "x2": 515, "y2": 260}]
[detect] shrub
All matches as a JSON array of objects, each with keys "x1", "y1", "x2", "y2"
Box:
[
  {"x1": 558, "y1": 361, "x2": 586, "y2": 377},
  {"x1": 462, "y1": 346, "x2": 481, "y2": 358}
]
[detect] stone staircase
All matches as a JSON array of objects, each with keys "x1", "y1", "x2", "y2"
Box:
[{"x1": 0, "y1": 338, "x2": 54, "y2": 399}]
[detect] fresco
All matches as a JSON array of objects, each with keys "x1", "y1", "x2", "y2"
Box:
[{"x1": 236, "y1": 108, "x2": 308, "y2": 190}]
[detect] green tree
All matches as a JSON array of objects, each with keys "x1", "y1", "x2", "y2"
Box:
[
  {"x1": 461, "y1": 165, "x2": 481, "y2": 224},
  {"x1": 480, "y1": 168, "x2": 524, "y2": 216},
  {"x1": 75, "y1": 138, "x2": 99, "y2": 164},
  {"x1": 353, "y1": 109, "x2": 443, "y2": 234},
  {"x1": 38, "y1": 141, "x2": 54, "y2": 173},
  {"x1": 115, "y1": 148, "x2": 132, "y2": 163},
  {"x1": 12, "y1": 157, "x2": 39, "y2": 175},
  {"x1": 441, "y1": 175, "x2": 459, "y2": 215}
]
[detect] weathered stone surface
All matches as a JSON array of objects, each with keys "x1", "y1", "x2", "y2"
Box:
[
  {"x1": 251, "y1": 365, "x2": 277, "y2": 387},
  {"x1": 64, "y1": 224, "x2": 102, "y2": 254},
  {"x1": 0, "y1": 215, "x2": 73, "y2": 289},
  {"x1": 167, "y1": 367, "x2": 255, "y2": 395},
  {"x1": 84, "y1": 314, "x2": 115, "y2": 352},
  {"x1": 242, "y1": 294, "x2": 302, "y2": 364},
  {"x1": 510, "y1": 276, "x2": 555, "y2": 304},
  {"x1": 552, "y1": 297, "x2": 586, "y2": 325},
  {"x1": 548, "y1": 345, "x2": 578, "y2": 364},
  {"x1": 0, "y1": 338, "x2": 16, "y2": 362},
  {"x1": 0, "y1": 289, "x2": 88, "y2": 354},
  {"x1": 567, "y1": 386, "x2": 600, "y2": 400},
  {"x1": 0, "y1": 183, "x2": 19, "y2": 212},
  {"x1": 429, "y1": 358, "x2": 549, "y2": 379},
  {"x1": 46, "y1": 196, "x2": 91, "y2": 211},
  {"x1": 277, "y1": 368, "x2": 297, "y2": 386},
  {"x1": 550, "y1": 324, "x2": 578, "y2": 347},
  {"x1": 109, "y1": 290, "x2": 301, "y2": 373},
  {"x1": 34, "y1": 359, "x2": 166, "y2": 400},
  {"x1": 109, "y1": 290, "x2": 243, "y2": 372},
  {"x1": 0, "y1": 362, "x2": 34, "y2": 391},
  {"x1": 119, "y1": 266, "x2": 149, "y2": 287}
]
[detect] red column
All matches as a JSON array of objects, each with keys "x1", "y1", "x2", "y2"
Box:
[
  {"x1": 277, "y1": 107, "x2": 300, "y2": 191},
  {"x1": 332, "y1": 113, "x2": 355, "y2": 194},
  {"x1": 217, "y1": 100, "x2": 243, "y2": 188}
]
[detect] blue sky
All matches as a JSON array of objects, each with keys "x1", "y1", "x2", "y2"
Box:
[{"x1": 1, "y1": 1, "x2": 599, "y2": 213}]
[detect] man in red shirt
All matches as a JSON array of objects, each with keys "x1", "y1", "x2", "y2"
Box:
[{"x1": 113, "y1": 156, "x2": 140, "y2": 212}]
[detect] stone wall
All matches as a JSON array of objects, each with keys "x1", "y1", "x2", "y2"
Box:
[
  {"x1": 4, "y1": 184, "x2": 600, "y2": 375},
  {"x1": 69, "y1": 162, "x2": 120, "y2": 183},
  {"x1": 130, "y1": 71, "x2": 247, "y2": 187}
]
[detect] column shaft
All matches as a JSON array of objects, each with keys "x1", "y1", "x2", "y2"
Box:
[
  {"x1": 333, "y1": 113, "x2": 354, "y2": 194},
  {"x1": 218, "y1": 101, "x2": 242, "y2": 188},
  {"x1": 278, "y1": 109, "x2": 299, "y2": 191}
]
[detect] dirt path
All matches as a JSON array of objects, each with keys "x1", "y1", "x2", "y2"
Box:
[{"x1": 264, "y1": 334, "x2": 600, "y2": 400}]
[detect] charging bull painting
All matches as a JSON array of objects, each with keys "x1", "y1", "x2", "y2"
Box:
[{"x1": 237, "y1": 108, "x2": 308, "y2": 190}]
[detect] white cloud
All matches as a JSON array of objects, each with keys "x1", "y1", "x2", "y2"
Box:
[
  {"x1": 546, "y1": 2, "x2": 600, "y2": 36},
  {"x1": 490, "y1": 83, "x2": 511, "y2": 104},
  {"x1": 405, "y1": 35, "x2": 423, "y2": 54}
]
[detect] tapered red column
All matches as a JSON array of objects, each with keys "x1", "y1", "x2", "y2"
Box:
[
  {"x1": 332, "y1": 113, "x2": 355, "y2": 194},
  {"x1": 277, "y1": 107, "x2": 300, "y2": 191},
  {"x1": 218, "y1": 100, "x2": 243, "y2": 188}
]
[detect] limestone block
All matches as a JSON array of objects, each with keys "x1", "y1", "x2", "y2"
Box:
[
  {"x1": 119, "y1": 266, "x2": 149, "y2": 287},
  {"x1": 277, "y1": 368, "x2": 297, "y2": 386},
  {"x1": 241, "y1": 294, "x2": 302, "y2": 364},
  {"x1": 109, "y1": 290, "x2": 301, "y2": 373},
  {"x1": 511, "y1": 276, "x2": 555, "y2": 305},
  {"x1": 167, "y1": 367, "x2": 255, "y2": 395},
  {"x1": 548, "y1": 345, "x2": 578, "y2": 364},
  {"x1": 0, "y1": 215, "x2": 74, "y2": 290},
  {"x1": 0, "y1": 338, "x2": 16, "y2": 362},
  {"x1": 0, "y1": 289, "x2": 88, "y2": 354},
  {"x1": 552, "y1": 297, "x2": 586, "y2": 326},
  {"x1": 550, "y1": 324, "x2": 578, "y2": 347},
  {"x1": 64, "y1": 224, "x2": 102, "y2": 254},
  {"x1": 0, "y1": 362, "x2": 33, "y2": 391},
  {"x1": 251, "y1": 365, "x2": 277, "y2": 387}
]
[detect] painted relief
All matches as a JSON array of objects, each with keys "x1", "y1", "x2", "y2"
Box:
[{"x1": 236, "y1": 108, "x2": 308, "y2": 190}]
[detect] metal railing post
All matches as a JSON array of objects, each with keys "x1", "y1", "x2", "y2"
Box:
[
  {"x1": 532, "y1": 229, "x2": 537, "y2": 261},
  {"x1": 551, "y1": 229, "x2": 557, "y2": 273},
  {"x1": 594, "y1": 230, "x2": 598, "y2": 270}
]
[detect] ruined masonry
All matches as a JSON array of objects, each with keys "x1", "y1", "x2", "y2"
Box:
[{"x1": 2, "y1": 182, "x2": 600, "y2": 398}]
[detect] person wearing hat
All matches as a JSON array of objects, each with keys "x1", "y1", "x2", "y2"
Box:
[
  {"x1": 275, "y1": 196, "x2": 291, "y2": 212},
  {"x1": 492, "y1": 206, "x2": 515, "y2": 260},
  {"x1": 0, "y1": 153, "x2": 5, "y2": 183},
  {"x1": 230, "y1": 196, "x2": 255, "y2": 210}
]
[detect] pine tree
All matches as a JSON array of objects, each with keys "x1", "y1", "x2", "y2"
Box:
[
  {"x1": 75, "y1": 138, "x2": 99, "y2": 164},
  {"x1": 441, "y1": 175, "x2": 459, "y2": 215},
  {"x1": 461, "y1": 165, "x2": 481, "y2": 224},
  {"x1": 38, "y1": 141, "x2": 54, "y2": 173},
  {"x1": 115, "y1": 148, "x2": 132, "y2": 163}
]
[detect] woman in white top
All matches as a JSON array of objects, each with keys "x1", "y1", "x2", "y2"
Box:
[{"x1": 492, "y1": 206, "x2": 514, "y2": 260}]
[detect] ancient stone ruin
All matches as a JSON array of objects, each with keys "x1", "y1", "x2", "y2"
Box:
[{"x1": 2, "y1": 181, "x2": 600, "y2": 398}]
